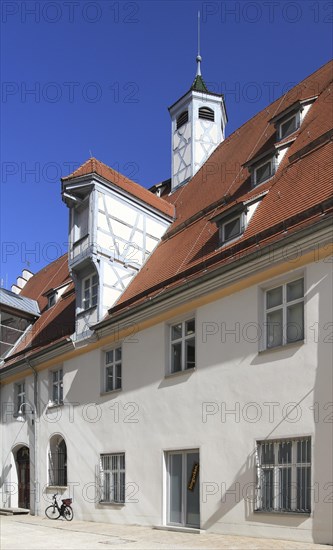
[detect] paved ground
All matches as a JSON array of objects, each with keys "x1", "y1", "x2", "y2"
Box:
[{"x1": 1, "y1": 514, "x2": 332, "y2": 550}]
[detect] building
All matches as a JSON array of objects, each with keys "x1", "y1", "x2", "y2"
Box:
[{"x1": 0, "y1": 58, "x2": 332, "y2": 544}]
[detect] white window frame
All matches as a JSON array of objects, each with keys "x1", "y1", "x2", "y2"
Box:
[
  {"x1": 219, "y1": 213, "x2": 245, "y2": 245},
  {"x1": 82, "y1": 273, "x2": 98, "y2": 310},
  {"x1": 278, "y1": 112, "x2": 299, "y2": 140},
  {"x1": 253, "y1": 157, "x2": 275, "y2": 186},
  {"x1": 15, "y1": 381, "x2": 25, "y2": 413},
  {"x1": 51, "y1": 368, "x2": 63, "y2": 405},
  {"x1": 256, "y1": 437, "x2": 311, "y2": 513},
  {"x1": 73, "y1": 200, "x2": 89, "y2": 244},
  {"x1": 99, "y1": 453, "x2": 125, "y2": 504},
  {"x1": 104, "y1": 347, "x2": 122, "y2": 393},
  {"x1": 264, "y1": 277, "x2": 304, "y2": 350},
  {"x1": 169, "y1": 318, "x2": 196, "y2": 374},
  {"x1": 48, "y1": 435, "x2": 67, "y2": 487},
  {"x1": 48, "y1": 292, "x2": 57, "y2": 309}
]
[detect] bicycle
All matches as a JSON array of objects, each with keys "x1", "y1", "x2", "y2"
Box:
[{"x1": 45, "y1": 493, "x2": 73, "y2": 521}]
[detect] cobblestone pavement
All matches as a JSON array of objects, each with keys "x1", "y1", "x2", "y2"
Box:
[{"x1": 1, "y1": 515, "x2": 332, "y2": 550}]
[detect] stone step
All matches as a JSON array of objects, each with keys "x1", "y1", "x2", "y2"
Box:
[{"x1": 0, "y1": 507, "x2": 30, "y2": 515}]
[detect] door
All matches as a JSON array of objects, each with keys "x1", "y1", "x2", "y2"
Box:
[
  {"x1": 16, "y1": 446, "x2": 30, "y2": 509},
  {"x1": 167, "y1": 450, "x2": 200, "y2": 528}
]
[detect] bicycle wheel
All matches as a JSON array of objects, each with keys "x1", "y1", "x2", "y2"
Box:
[
  {"x1": 63, "y1": 505, "x2": 73, "y2": 521},
  {"x1": 45, "y1": 505, "x2": 61, "y2": 519}
]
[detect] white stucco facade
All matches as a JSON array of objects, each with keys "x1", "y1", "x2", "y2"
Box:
[{"x1": 1, "y1": 247, "x2": 332, "y2": 544}]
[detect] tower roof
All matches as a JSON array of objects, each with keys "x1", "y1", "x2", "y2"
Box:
[{"x1": 191, "y1": 73, "x2": 209, "y2": 93}]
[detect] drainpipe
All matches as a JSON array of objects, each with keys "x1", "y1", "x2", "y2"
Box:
[{"x1": 26, "y1": 360, "x2": 38, "y2": 516}]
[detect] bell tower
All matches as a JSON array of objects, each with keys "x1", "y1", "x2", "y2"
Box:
[{"x1": 169, "y1": 14, "x2": 227, "y2": 191}]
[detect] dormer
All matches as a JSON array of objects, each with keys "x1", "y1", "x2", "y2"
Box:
[
  {"x1": 62, "y1": 159, "x2": 174, "y2": 340},
  {"x1": 169, "y1": 54, "x2": 227, "y2": 191},
  {"x1": 269, "y1": 97, "x2": 318, "y2": 142},
  {"x1": 210, "y1": 195, "x2": 265, "y2": 248},
  {"x1": 244, "y1": 140, "x2": 291, "y2": 188},
  {"x1": 44, "y1": 282, "x2": 70, "y2": 310}
]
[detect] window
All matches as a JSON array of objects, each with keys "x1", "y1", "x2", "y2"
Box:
[
  {"x1": 170, "y1": 319, "x2": 195, "y2": 373},
  {"x1": 219, "y1": 214, "x2": 244, "y2": 244},
  {"x1": 48, "y1": 293, "x2": 57, "y2": 309},
  {"x1": 82, "y1": 274, "x2": 98, "y2": 310},
  {"x1": 254, "y1": 159, "x2": 274, "y2": 186},
  {"x1": 15, "y1": 381, "x2": 25, "y2": 413},
  {"x1": 104, "y1": 347, "x2": 122, "y2": 392},
  {"x1": 176, "y1": 110, "x2": 188, "y2": 130},
  {"x1": 199, "y1": 106, "x2": 214, "y2": 122},
  {"x1": 73, "y1": 202, "x2": 89, "y2": 243},
  {"x1": 99, "y1": 453, "x2": 125, "y2": 503},
  {"x1": 265, "y1": 277, "x2": 304, "y2": 349},
  {"x1": 51, "y1": 368, "x2": 63, "y2": 405},
  {"x1": 279, "y1": 114, "x2": 298, "y2": 140},
  {"x1": 48, "y1": 435, "x2": 67, "y2": 486},
  {"x1": 256, "y1": 438, "x2": 311, "y2": 513}
]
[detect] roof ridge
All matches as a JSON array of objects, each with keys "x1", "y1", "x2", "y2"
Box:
[{"x1": 63, "y1": 156, "x2": 175, "y2": 218}]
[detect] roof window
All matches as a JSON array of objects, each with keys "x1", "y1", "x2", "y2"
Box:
[{"x1": 254, "y1": 158, "x2": 275, "y2": 186}]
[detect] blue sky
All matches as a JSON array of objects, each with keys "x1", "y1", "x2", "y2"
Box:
[{"x1": 1, "y1": 0, "x2": 332, "y2": 288}]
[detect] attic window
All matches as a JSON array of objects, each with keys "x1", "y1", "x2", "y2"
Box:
[
  {"x1": 176, "y1": 110, "x2": 189, "y2": 130},
  {"x1": 279, "y1": 113, "x2": 298, "y2": 140},
  {"x1": 254, "y1": 158, "x2": 275, "y2": 186},
  {"x1": 48, "y1": 293, "x2": 57, "y2": 309},
  {"x1": 219, "y1": 214, "x2": 245, "y2": 245},
  {"x1": 199, "y1": 106, "x2": 214, "y2": 122}
]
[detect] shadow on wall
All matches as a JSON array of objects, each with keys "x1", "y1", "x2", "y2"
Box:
[
  {"x1": 312, "y1": 268, "x2": 333, "y2": 544},
  {"x1": 202, "y1": 422, "x2": 309, "y2": 532}
]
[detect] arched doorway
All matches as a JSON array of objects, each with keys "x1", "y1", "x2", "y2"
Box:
[{"x1": 16, "y1": 446, "x2": 30, "y2": 509}]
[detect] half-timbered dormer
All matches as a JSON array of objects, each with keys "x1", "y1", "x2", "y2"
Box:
[{"x1": 62, "y1": 159, "x2": 174, "y2": 340}]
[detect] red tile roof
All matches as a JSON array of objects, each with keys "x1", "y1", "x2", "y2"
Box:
[
  {"x1": 2, "y1": 60, "x2": 332, "y2": 366},
  {"x1": 62, "y1": 157, "x2": 175, "y2": 219},
  {"x1": 109, "y1": 60, "x2": 333, "y2": 312},
  {"x1": 3, "y1": 255, "x2": 75, "y2": 365}
]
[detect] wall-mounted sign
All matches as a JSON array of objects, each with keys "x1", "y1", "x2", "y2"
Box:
[{"x1": 188, "y1": 462, "x2": 199, "y2": 491}]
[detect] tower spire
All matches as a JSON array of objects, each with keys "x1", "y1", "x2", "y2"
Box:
[
  {"x1": 191, "y1": 11, "x2": 208, "y2": 92},
  {"x1": 196, "y1": 11, "x2": 202, "y2": 77}
]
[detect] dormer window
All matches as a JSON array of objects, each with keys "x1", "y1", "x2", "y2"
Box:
[
  {"x1": 199, "y1": 106, "x2": 214, "y2": 122},
  {"x1": 279, "y1": 113, "x2": 298, "y2": 140},
  {"x1": 219, "y1": 213, "x2": 245, "y2": 245},
  {"x1": 176, "y1": 110, "x2": 188, "y2": 130},
  {"x1": 269, "y1": 97, "x2": 317, "y2": 142},
  {"x1": 48, "y1": 293, "x2": 57, "y2": 309},
  {"x1": 254, "y1": 158, "x2": 275, "y2": 186},
  {"x1": 244, "y1": 147, "x2": 277, "y2": 187}
]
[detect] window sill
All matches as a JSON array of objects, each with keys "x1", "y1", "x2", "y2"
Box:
[
  {"x1": 46, "y1": 402, "x2": 64, "y2": 410},
  {"x1": 46, "y1": 486, "x2": 68, "y2": 491},
  {"x1": 254, "y1": 509, "x2": 311, "y2": 516},
  {"x1": 259, "y1": 340, "x2": 304, "y2": 355},
  {"x1": 165, "y1": 367, "x2": 196, "y2": 379},
  {"x1": 98, "y1": 501, "x2": 125, "y2": 507},
  {"x1": 154, "y1": 525, "x2": 202, "y2": 534},
  {"x1": 77, "y1": 305, "x2": 97, "y2": 316},
  {"x1": 100, "y1": 388, "x2": 122, "y2": 397}
]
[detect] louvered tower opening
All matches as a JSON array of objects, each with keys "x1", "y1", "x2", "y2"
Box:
[
  {"x1": 199, "y1": 106, "x2": 214, "y2": 122},
  {"x1": 176, "y1": 110, "x2": 189, "y2": 129}
]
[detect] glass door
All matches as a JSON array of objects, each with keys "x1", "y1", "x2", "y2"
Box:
[{"x1": 167, "y1": 450, "x2": 200, "y2": 528}]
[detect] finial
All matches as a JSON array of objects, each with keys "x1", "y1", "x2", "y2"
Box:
[{"x1": 196, "y1": 11, "x2": 202, "y2": 77}]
